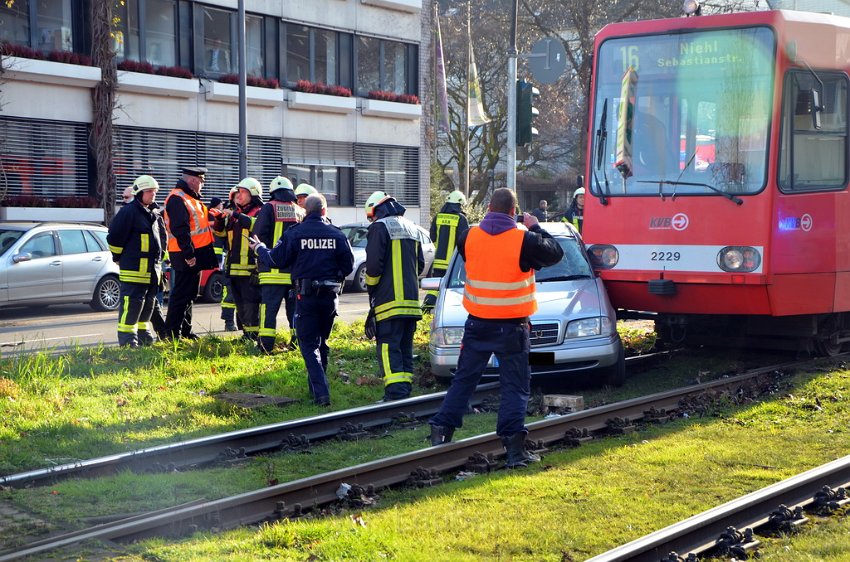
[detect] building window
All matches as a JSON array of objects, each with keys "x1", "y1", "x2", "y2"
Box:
[
  {"x1": 144, "y1": 0, "x2": 176, "y2": 66},
  {"x1": 37, "y1": 0, "x2": 73, "y2": 52},
  {"x1": 354, "y1": 145, "x2": 419, "y2": 207},
  {"x1": 283, "y1": 164, "x2": 344, "y2": 205},
  {"x1": 356, "y1": 36, "x2": 417, "y2": 96},
  {"x1": 202, "y1": 5, "x2": 233, "y2": 75},
  {"x1": 0, "y1": 1, "x2": 30, "y2": 47},
  {"x1": 113, "y1": 0, "x2": 181, "y2": 66},
  {"x1": 246, "y1": 14, "x2": 264, "y2": 76},
  {"x1": 283, "y1": 23, "x2": 349, "y2": 88}
]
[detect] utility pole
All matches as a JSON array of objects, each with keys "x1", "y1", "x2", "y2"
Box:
[
  {"x1": 237, "y1": 0, "x2": 247, "y2": 179},
  {"x1": 506, "y1": 0, "x2": 518, "y2": 191},
  {"x1": 464, "y1": 0, "x2": 471, "y2": 197}
]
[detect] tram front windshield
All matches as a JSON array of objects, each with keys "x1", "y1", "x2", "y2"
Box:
[{"x1": 590, "y1": 27, "x2": 775, "y2": 198}]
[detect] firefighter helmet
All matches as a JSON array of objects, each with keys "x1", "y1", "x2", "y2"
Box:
[
  {"x1": 131, "y1": 175, "x2": 159, "y2": 195},
  {"x1": 574, "y1": 187, "x2": 585, "y2": 197},
  {"x1": 447, "y1": 190, "x2": 466, "y2": 205},
  {"x1": 294, "y1": 183, "x2": 318, "y2": 197},
  {"x1": 237, "y1": 177, "x2": 263, "y2": 198},
  {"x1": 269, "y1": 176, "x2": 294, "y2": 194},
  {"x1": 364, "y1": 190, "x2": 393, "y2": 219}
]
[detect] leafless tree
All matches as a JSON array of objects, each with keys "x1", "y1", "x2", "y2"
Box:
[{"x1": 90, "y1": 0, "x2": 117, "y2": 223}]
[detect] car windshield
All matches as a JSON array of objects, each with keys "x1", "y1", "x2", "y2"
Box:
[
  {"x1": 0, "y1": 229, "x2": 24, "y2": 255},
  {"x1": 445, "y1": 236, "x2": 591, "y2": 289},
  {"x1": 341, "y1": 226, "x2": 369, "y2": 248}
]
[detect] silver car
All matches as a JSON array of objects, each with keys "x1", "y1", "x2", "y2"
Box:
[
  {"x1": 339, "y1": 222, "x2": 436, "y2": 293},
  {"x1": 0, "y1": 222, "x2": 121, "y2": 311},
  {"x1": 422, "y1": 222, "x2": 625, "y2": 386}
]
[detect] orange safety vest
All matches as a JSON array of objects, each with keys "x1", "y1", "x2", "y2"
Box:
[
  {"x1": 164, "y1": 188, "x2": 215, "y2": 253},
  {"x1": 462, "y1": 226, "x2": 536, "y2": 319}
]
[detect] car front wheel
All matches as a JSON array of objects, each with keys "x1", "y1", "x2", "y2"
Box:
[
  {"x1": 91, "y1": 274, "x2": 120, "y2": 311},
  {"x1": 354, "y1": 263, "x2": 368, "y2": 293},
  {"x1": 202, "y1": 271, "x2": 224, "y2": 303}
]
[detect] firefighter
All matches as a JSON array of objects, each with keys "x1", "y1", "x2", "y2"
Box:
[
  {"x1": 254, "y1": 176, "x2": 305, "y2": 353},
  {"x1": 563, "y1": 187, "x2": 585, "y2": 233},
  {"x1": 422, "y1": 190, "x2": 469, "y2": 312},
  {"x1": 107, "y1": 175, "x2": 167, "y2": 347},
  {"x1": 213, "y1": 178, "x2": 264, "y2": 341},
  {"x1": 294, "y1": 183, "x2": 318, "y2": 209},
  {"x1": 249, "y1": 194, "x2": 354, "y2": 405},
  {"x1": 364, "y1": 190, "x2": 426, "y2": 401},
  {"x1": 218, "y1": 188, "x2": 239, "y2": 331}
]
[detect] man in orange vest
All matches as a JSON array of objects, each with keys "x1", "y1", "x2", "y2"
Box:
[
  {"x1": 163, "y1": 166, "x2": 218, "y2": 340},
  {"x1": 428, "y1": 188, "x2": 563, "y2": 468}
]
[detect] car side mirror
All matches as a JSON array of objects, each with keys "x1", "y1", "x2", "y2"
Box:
[
  {"x1": 12, "y1": 253, "x2": 32, "y2": 263},
  {"x1": 420, "y1": 277, "x2": 441, "y2": 291}
]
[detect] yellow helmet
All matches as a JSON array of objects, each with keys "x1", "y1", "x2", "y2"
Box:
[
  {"x1": 237, "y1": 177, "x2": 263, "y2": 198},
  {"x1": 364, "y1": 190, "x2": 392, "y2": 219},
  {"x1": 295, "y1": 183, "x2": 318, "y2": 197},
  {"x1": 447, "y1": 190, "x2": 466, "y2": 205},
  {"x1": 269, "y1": 176, "x2": 294, "y2": 194},
  {"x1": 131, "y1": 174, "x2": 159, "y2": 195}
]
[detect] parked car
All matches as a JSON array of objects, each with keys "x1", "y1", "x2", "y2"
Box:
[
  {"x1": 0, "y1": 221, "x2": 121, "y2": 311},
  {"x1": 422, "y1": 222, "x2": 625, "y2": 386},
  {"x1": 163, "y1": 266, "x2": 224, "y2": 303},
  {"x1": 339, "y1": 222, "x2": 436, "y2": 293}
]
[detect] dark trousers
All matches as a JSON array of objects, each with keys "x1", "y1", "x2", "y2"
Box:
[
  {"x1": 294, "y1": 292, "x2": 337, "y2": 403},
  {"x1": 259, "y1": 283, "x2": 295, "y2": 351},
  {"x1": 165, "y1": 266, "x2": 200, "y2": 338},
  {"x1": 430, "y1": 317, "x2": 531, "y2": 437},
  {"x1": 376, "y1": 317, "x2": 416, "y2": 388},
  {"x1": 117, "y1": 280, "x2": 157, "y2": 346},
  {"x1": 422, "y1": 267, "x2": 446, "y2": 310},
  {"x1": 220, "y1": 274, "x2": 235, "y2": 323},
  {"x1": 230, "y1": 275, "x2": 261, "y2": 339}
]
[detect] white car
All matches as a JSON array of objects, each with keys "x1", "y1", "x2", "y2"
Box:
[
  {"x1": 422, "y1": 222, "x2": 625, "y2": 386},
  {"x1": 0, "y1": 222, "x2": 121, "y2": 311},
  {"x1": 339, "y1": 222, "x2": 436, "y2": 293}
]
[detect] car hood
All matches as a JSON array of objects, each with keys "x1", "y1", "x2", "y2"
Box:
[{"x1": 437, "y1": 277, "x2": 604, "y2": 325}]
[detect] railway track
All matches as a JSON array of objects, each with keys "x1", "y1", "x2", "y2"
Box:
[{"x1": 0, "y1": 354, "x2": 802, "y2": 562}]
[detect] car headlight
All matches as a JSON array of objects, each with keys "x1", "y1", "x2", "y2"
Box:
[
  {"x1": 717, "y1": 246, "x2": 761, "y2": 272},
  {"x1": 432, "y1": 327, "x2": 465, "y2": 346},
  {"x1": 566, "y1": 317, "x2": 612, "y2": 338}
]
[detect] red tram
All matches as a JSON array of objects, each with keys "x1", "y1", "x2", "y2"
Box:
[{"x1": 583, "y1": 9, "x2": 850, "y2": 353}]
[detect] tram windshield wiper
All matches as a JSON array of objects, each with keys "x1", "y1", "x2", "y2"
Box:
[
  {"x1": 592, "y1": 98, "x2": 610, "y2": 205},
  {"x1": 636, "y1": 179, "x2": 743, "y2": 205}
]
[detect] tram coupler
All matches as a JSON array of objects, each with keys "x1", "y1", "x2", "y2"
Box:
[
  {"x1": 391, "y1": 412, "x2": 419, "y2": 429},
  {"x1": 337, "y1": 422, "x2": 371, "y2": 441},
  {"x1": 764, "y1": 504, "x2": 808, "y2": 534},
  {"x1": 713, "y1": 526, "x2": 760, "y2": 559},
  {"x1": 564, "y1": 427, "x2": 592, "y2": 447},
  {"x1": 811, "y1": 485, "x2": 850, "y2": 514},
  {"x1": 408, "y1": 466, "x2": 441, "y2": 487},
  {"x1": 605, "y1": 417, "x2": 635, "y2": 435},
  {"x1": 280, "y1": 433, "x2": 311, "y2": 452},
  {"x1": 465, "y1": 452, "x2": 497, "y2": 473}
]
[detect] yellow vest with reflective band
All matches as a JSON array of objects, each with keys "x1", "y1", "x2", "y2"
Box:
[
  {"x1": 165, "y1": 189, "x2": 214, "y2": 253},
  {"x1": 462, "y1": 226, "x2": 536, "y2": 319},
  {"x1": 259, "y1": 201, "x2": 303, "y2": 285},
  {"x1": 225, "y1": 205, "x2": 260, "y2": 277},
  {"x1": 432, "y1": 212, "x2": 460, "y2": 270}
]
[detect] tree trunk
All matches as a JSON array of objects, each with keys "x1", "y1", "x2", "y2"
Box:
[{"x1": 90, "y1": 1, "x2": 117, "y2": 224}]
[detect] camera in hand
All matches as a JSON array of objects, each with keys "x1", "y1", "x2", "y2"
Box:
[{"x1": 516, "y1": 213, "x2": 525, "y2": 223}]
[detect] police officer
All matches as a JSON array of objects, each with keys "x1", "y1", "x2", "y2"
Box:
[
  {"x1": 254, "y1": 176, "x2": 304, "y2": 353},
  {"x1": 250, "y1": 194, "x2": 354, "y2": 405},
  {"x1": 422, "y1": 190, "x2": 469, "y2": 312},
  {"x1": 429, "y1": 188, "x2": 564, "y2": 468},
  {"x1": 164, "y1": 166, "x2": 218, "y2": 340},
  {"x1": 213, "y1": 178, "x2": 264, "y2": 341},
  {"x1": 107, "y1": 175, "x2": 167, "y2": 347},
  {"x1": 364, "y1": 191, "x2": 426, "y2": 401}
]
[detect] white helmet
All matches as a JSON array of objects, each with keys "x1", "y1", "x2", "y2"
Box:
[
  {"x1": 295, "y1": 183, "x2": 318, "y2": 197},
  {"x1": 237, "y1": 177, "x2": 263, "y2": 198},
  {"x1": 447, "y1": 190, "x2": 466, "y2": 205},
  {"x1": 574, "y1": 187, "x2": 585, "y2": 197},
  {"x1": 131, "y1": 174, "x2": 159, "y2": 195},
  {"x1": 269, "y1": 176, "x2": 294, "y2": 194},
  {"x1": 364, "y1": 190, "x2": 392, "y2": 219}
]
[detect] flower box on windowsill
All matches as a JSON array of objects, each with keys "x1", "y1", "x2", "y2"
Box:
[
  {"x1": 1, "y1": 56, "x2": 101, "y2": 88},
  {"x1": 204, "y1": 81, "x2": 284, "y2": 106},
  {"x1": 117, "y1": 71, "x2": 198, "y2": 98},
  {"x1": 287, "y1": 90, "x2": 356, "y2": 114},
  {"x1": 360, "y1": 0, "x2": 421, "y2": 13},
  {"x1": 0, "y1": 207, "x2": 105, "y2": 223},
  {"x1": 361, "y1": 98, "x2": 422, "y2": 120}
]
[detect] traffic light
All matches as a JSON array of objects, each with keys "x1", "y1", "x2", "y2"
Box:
[{"x1": 516, "y1": 79, "x2": 540, "y2": 147}]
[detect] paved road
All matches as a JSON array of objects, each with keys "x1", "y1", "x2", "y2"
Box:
[{"x1": 0, "y1": 291, "x2": 373, "y2": 356}]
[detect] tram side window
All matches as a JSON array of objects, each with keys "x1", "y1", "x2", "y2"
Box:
[{"x1": 779, "y1": 72, "x2": 848, "y2": 191}]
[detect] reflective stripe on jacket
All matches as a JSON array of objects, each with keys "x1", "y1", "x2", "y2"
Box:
[
  {"x1": 258, "y1": 201, "x2": 303, "y2": 284},
  {"x1": 366, "y1": 216, "x2": 424, "y2": 322},
  {"x1": 462, "y1": 226, "x2": 536, "y2": 319},
  {"x1": 221, "y1": 204, "x2": 261, "y2": 277},
  {"x1": 432, "y1": 212, "x2": 460, "y2": 270},
  {"x1": 164, "y1": 188, "x2": 214, "y2": 253},
  {"x1": 107, "y1": 201, "x2": 165, "y2": 285}
]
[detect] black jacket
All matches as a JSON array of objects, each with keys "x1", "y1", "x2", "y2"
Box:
[
  {"x1": 253, "y1": 191, "x2": 304, "y2": 279},
  {"x1": 429, "y1": 202, "x2": 469, "y2": 273},
  {"x1": 107, "y1": 198, "x2": 166, "y2": 284}
]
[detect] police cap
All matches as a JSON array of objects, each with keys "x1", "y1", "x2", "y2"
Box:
[{"x1": 181, "y1": 166, "x2": 208, "y2": 178}]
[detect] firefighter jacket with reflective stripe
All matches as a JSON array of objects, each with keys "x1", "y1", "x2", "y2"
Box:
[
  {"x1": 214, "y1": 202, "x2": 262, "y2": 277},
  {"x1": 429, "y1": 204, "x2": 469, "y2": 272},
  {"x1": 164, "y1": 182, "x2": 217, "y2": 271},
  {"x1": 462, "y1": 227, "x2": 537, "y2": 319},
  {"x1": 366, "y1": 215, "x2": 425, "y2": 322},
  {"x1": 108, "y1": 200, "x2": 166, "y2": 284},
  {"x1": 254, "y1": 200, "x2": 304, "y2": 284}
]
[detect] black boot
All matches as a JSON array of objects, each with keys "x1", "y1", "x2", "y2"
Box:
[
  {"x1": 117, "y1": 332, "x2": 139, "y2": 348},
  {"x1": 429, "y1": 424, "x2": 454, "y2": 446},
  {"x1": 138, "y1": 331, "x2": 156, "y2": 346},
  {"x1": 381, "y1": 382, "x2": 412, "y2": 401},
  {"x1": 258, "y1": 336, "x2": 276, "y2": 354},
  {"x1": 501, "y1": 432, "x2": 540, "y2": 469}
]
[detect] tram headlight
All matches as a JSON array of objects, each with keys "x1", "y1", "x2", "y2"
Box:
[
  {"x1": 717, "y1": 246, "x2": 761, "y2": 273},
  {"x1": 587, "y1": 244, "x2": 619, "y2": 269}
]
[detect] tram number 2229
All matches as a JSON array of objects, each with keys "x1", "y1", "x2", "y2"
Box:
[{"x1": 650, "y1": 251, "x2": 681, "y2": 261}]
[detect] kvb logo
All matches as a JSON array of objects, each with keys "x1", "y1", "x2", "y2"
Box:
[{"x1": 649, "y1": 213, "x2": 689, "y2": 230}]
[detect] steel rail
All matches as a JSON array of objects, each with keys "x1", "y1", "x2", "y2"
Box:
[
  {"x1": 0, "y1": 356, "x2": 797, "y2": 562},
  {"x1": 1, "y1": 352, "x2": 666, "y2": 489},
  {"x1": 587, "y1": 454, "x2": 850, "y2": 562}
]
